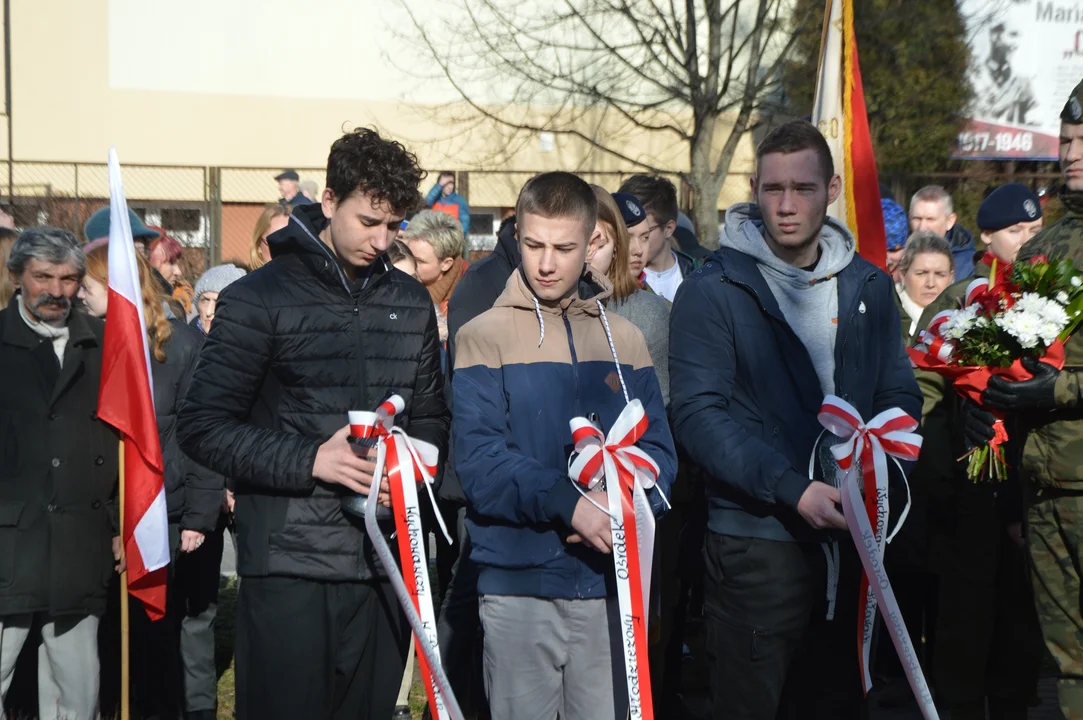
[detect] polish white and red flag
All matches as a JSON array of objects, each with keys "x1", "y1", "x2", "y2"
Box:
[{"x1": 97, "y1": 148, "x2": 170, "y2": 620}]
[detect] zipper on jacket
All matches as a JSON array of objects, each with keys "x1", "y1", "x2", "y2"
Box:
[
  {"x1": 291, "y1": 216, "x2": 353, "y2": 293},
  {"x1": 722, "y1": 275, "x2": 811, "y2": 359},
  {"x1": 836, "y1": 273, "x2": 877, "y2": 393},
  {"x1": 562, "y1": 310, "x2": 583, "y2": 418}
]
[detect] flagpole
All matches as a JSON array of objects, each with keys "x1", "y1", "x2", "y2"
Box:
[{"x1": 119, "y1": 438, "x2": 129, "y2": 720}]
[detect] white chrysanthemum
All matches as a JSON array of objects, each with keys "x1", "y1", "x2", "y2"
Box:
[
  {"x1": 1073, "y1": 276, "x2": 1082, "y2": 288},
  {"x1": 1014, "y1": 293, "x2": 1045, "y2": 315},
  {"x1": 996, "y1": 295, "x2": 1070, "y2": 349},
  {"x1": 940, "y1": 305, "x2": 981, "y2": 340},
  {"x1": 1057, "y1": 291, "x2": 1070, "y2": 305}
]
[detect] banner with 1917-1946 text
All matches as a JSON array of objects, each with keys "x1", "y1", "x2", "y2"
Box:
[{"x1": 955, "y1": 0, "x2": 1083, "y2": 160}]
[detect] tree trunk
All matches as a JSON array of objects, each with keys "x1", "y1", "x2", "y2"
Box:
[
  {"x1": 687, "y1": 113, "x2": 728, "y2": 250},
  {"x1": 690, "y1": 173, "x2": 726, "y2": 250}
]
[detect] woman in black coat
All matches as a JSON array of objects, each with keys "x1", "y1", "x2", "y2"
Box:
[{"x1": 80, "y1": 241, "x2": 223, "y2": 719}]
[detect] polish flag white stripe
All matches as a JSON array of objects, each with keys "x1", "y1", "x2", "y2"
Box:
[{"x1": 97, "y1": 149, "x2": 170, "y2": 619}]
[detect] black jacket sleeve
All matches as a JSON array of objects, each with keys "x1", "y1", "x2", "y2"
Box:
[
  {"x1": 405, "y1": 305, "x2": 450, "y2": 486},
  {"x1": 174, "y1": 338, "x2": 226, "y2": 534},
  {"x1": 177, "y1": 285, "x2": 320, "y2": 494},
  {"x1": 440, "y1": 263, "x2": 503, "y2": 504}
]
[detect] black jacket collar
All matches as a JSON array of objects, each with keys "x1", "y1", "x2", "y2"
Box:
[{"x1": 268, "y1": 203, "x2": 391, "y2": 295}]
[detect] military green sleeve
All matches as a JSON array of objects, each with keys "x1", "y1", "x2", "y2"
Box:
[{"x1": 1056, "y1": 368, "x2": 1083, "y2": 408}]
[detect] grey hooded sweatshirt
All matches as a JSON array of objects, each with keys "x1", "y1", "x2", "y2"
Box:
[{"x1": 720, "y1": 203, "x2": 857, "y2": 397}]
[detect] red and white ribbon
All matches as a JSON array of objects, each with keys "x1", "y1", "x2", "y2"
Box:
[
  {"x1": 568, "y1": 399, "x2": 666, "y2": 720},
  {"x1": 917, "y1": 310, "x2": 956, "y2": 363},
  {"x1": 965, "y1": 277, "x2": 989, "y2": 305},
  {"x1": 349, "y1": 397, "x2": 463, "y2": 720},
  {"x1": 817, "y1": 397, "x2": 938, "y2": 720}
]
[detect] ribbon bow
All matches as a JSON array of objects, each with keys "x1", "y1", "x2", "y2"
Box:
[
  {"x1": 568, "y1": 399, "x2": 667, "y2": 510},
  {"x1": 917, "y1": 310, "x2": 957, "y2": 364},
  {"x1": 351, "y1": 396, "x2": 461, "y2": 720},
  {"x1": 817, "y1": 396, "x2": 922, "y2": 545},
  {"x1": 348, "y1": 395, "x2": 450, "y2": 543},
  {"x1": 816, "y1": 397, "x2": 937, "y2": 717},
  {"x1": 566, "y1": 399, "x2": 668, "y2": 720},
  {"x1": 818, "y1": 397, "x2": 922, "y2": 482}
]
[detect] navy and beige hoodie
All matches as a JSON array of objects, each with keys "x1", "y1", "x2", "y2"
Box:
[{"x1": 453, "y1": 267, "x2": 676, "y2": 600}]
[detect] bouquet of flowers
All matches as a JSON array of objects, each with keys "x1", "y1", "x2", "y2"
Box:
[{"x1": 908, "y1": 255, "x2": 1083, "y2": 480}]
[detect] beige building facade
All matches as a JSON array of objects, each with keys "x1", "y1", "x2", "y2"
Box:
[{"x1": 1, "y1": 0, "x2": 756, "y2": 262}]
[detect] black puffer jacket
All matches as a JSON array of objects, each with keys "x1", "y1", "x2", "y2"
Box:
[
  {"x1": 155, "y1": 319, "x2": 222, "y2": 534},
  {"x1": 177, "y1": 203, "x2": 449, "y2": 582}
]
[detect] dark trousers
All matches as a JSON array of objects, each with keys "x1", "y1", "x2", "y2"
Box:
[
  {"x1": 436, "y1": 507, "x2": 490, "y2": 718},
  {"x1": 874, "y1": 570, "x2": 936, "y2": 682},
  {"x1": 704, "y1": 532, "x2": 867, "y2": 720},
  {"x1": 99, "y1": 525, "x2": 183, "y2": 720},
  {"x1": 173, "y1": 514, "x2": 227, "y2": 714},
  {"x1": 934, "y1": 484, "x2": 1042, "y2": 716},
  {"x1": 235, "y1": 575, "x2": 410, "y2": 720}
]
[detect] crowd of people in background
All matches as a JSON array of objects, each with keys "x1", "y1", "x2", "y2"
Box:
[{"x1": 3, "y1": 80, "x2": 1083, "y2": 720}]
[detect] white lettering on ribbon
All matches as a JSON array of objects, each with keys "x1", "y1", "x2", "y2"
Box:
[
  {"x1": 817, "y1": 396, "x2": 938, "y2": 720},
  {"x1": 568, "y1": 400, "x2": 667, "y2": 720},
  {"x1": 350, "y1": 399, "x2": 463, "y2": 720}
]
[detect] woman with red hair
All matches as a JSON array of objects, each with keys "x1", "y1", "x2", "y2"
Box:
[{"x1": 146, "y1": 227, "x2": 195, "y2": 317}]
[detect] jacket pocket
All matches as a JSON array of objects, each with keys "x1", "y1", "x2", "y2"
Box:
[
  {"x1": 0, "y1": 412, "x2": 18, "y2": 479},
  {"x1": 0, "y1": 500, "x2": 24, "y2": 587},
  {"x1": 1027, "y1": 419, "x2": 1083, "y2": 488}
]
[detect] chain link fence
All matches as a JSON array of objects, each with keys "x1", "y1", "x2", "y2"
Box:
[
  {"x1": 4, "y1": 161, "x2": 213, "y2": 277},
  {"x1": 6, "y1": 161, "x2": 1057, "y2": 279}
]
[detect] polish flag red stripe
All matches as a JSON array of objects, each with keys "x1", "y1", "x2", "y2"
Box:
[
  {"x1": 96, "y1": 148, "x2": 170, "y2": 621},
  {"x1": 812, "y1": 0, "x2": 887, "y2": 270}
]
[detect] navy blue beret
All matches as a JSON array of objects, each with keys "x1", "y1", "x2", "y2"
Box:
[
  {"x1": 611, "y1": 192, "x2": 647, "y2": 228},
  {"x1": 977, "y1": 183, "x2": 1042, "y2": 232}
]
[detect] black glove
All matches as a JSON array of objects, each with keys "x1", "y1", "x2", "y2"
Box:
[
  {"x1": 961, "y1": 399, "x2": 997, "y2": 450},
  {"x1": 982, "y1": 356, "x2": 1059, "y2": 411}
]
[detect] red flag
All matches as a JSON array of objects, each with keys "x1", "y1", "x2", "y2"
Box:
[
  {"x1": 812, "y1": 0, "x2": 887, "y2": 270},
  {"x1": 97, "y1": 148, "x2": 170, "y2": 620}
]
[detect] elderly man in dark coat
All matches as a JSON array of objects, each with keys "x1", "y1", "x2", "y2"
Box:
[{"x1": 0, "y1": 228, "x2": 119, "y2": 720}]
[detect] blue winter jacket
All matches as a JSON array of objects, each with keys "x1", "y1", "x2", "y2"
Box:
[
  {"x1": 453, "y1": 268, "x2": 676, "y2": 599},
  {"x1": 669, "y1": 234, "x2": 922, "y2": 543},
  {"x1": 425, "y1": 183, "x2": 471, "y2": 235}
]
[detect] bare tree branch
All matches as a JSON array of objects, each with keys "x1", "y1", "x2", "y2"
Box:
[{"x1": 397, "y1": 0, "x2": 808, "y2": 241}]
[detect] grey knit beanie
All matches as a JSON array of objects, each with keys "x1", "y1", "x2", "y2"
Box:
[{"x1": 195, "y1": 264, "x2": 246, "y2": 300}]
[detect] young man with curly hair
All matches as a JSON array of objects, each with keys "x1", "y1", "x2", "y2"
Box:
[{"x1": 178, "y1": 129, "x2": 449, "y2": 720}]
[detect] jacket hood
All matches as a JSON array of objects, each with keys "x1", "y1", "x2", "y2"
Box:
[
  {"x1": 946, "y1": 223, "x2": 975, "y2": 252},
  {"x1": 495, "y1": 265, "x2": 613, "y2": 348},
  {"x1": 496, "y1": 265, "x2": 612, "y2": 315},
  {"x1": 268, "y1": 203, "x2": 390, "y2": 291},
  {"x1": 720, "y1": 202, "x2": 856, "y2": 288},
  {"x1": 494, "y1": 215, "x2": 522, "y2": 268}
]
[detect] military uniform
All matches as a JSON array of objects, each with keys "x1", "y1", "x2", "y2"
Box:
[
  {"x1": 1010, "y1": 191, "x2": 1083, "y2": 716},
  {"x1": 914, "y1": 256, "x2": 1044, "y2": 719}
]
